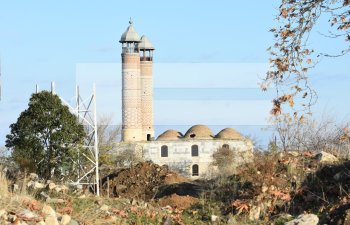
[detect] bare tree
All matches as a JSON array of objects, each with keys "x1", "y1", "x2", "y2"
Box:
[
  {"x1": 211, "y1": 147, "x2": 236, "y2": 176},
  {"x1": 113, "y1": 146, "x2": 142, "y2": 168},
  {"x1": 271, "y1": 114, "x2": 303, "y2": 152},
  {"x1": 272, "y1": 114, "x2": 350, "y2": 157},
  {"x1": 0, "y1": 146, "x2": 7, "y2": 157},
  {"x1": 97, "y1": 114, "x2": 121, "y2": 166}
]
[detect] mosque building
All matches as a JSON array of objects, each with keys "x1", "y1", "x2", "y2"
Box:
[{"x1": 116, "y1": 19, "x2": 253, "y2": 178}]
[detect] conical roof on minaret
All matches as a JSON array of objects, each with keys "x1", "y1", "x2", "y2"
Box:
[
  {"x1": 119, "y1": 18, "x2": 141, "y2": 43},
  {"x1": 138, "y1": 35, "x2": 155, "y2": 50}
]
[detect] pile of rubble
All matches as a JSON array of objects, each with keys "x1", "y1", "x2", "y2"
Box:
[{"x1": 0, "y1": 197, "x2": 78, "y2": 225}]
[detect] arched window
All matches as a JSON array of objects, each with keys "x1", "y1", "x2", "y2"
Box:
[
  {"x1": 222, "y1": 144, "x2": 229, "y2": 149},
  {"x1": 192, "y1": 164, "x2": 199, "y2": 176},
  {"x1": 191, "y1": 145, "x2": 199, "y2": 156},
  {"x1": 161, "y1": 145, "x2": 168, "y2": 157}
]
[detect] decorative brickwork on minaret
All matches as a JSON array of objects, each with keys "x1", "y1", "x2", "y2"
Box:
[
  {"x1": 139, "y1": 35, "x2": 155, "y2": 141},
  {"x1": 121, "y1": 53, "x2": 143, "y2": 141},
  {"x1": 120, "y1": 19, "x2": 143, "y2": 142},
  {"x1": 140, "y1": 60, "x2": 154, "y2": 140}
]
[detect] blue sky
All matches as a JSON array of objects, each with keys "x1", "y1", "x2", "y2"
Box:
[{"x1": 0, "y1": 1, "x2": 349, "y2": 147}]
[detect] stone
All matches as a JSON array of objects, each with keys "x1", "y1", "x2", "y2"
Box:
[
  {"x1": 48, "y1": 183, "x2": 56, "y2": 190},
  {"x1": 131, "y1": 199, "x2": 137, "y2": 206},
  {"x1": 249, "y1": 206, "x2": 261, "y2": 221},
  {"x1": 8, "y1": 214, "x2": 17, "y2": 222},
  {"x1": 13, "y1": 184, "x2": 19, "y2": 192},
  {"x1": 34, "y1": 182, "x2": 45, "y2": 189},
  {"x1": 40, "y1": 192, "x2": 50, "y2": 200},
  {"x1": 42, "y1": 205, "x2": 56, "y2": 217},
  {"x1": 315, "y1": 151, "x2": 338, "y2": 163},
  {"x1": 27, "y1": 181, "x2": 35, "y2": 188},
  {"x1": 284, "y1": 214, "x2": 319, "y2": 225},
  {"x1": 54, "y1": 185, "x2": 69, "y2": 193},
  {"x1": 29, "y1": 173, "x2": 39, "y2": 181},
  {"x1": 269, "y1": 185, "x2": 276, "y2": 191},
  {"x1": 45, "y1": 215, "x2": 59, "y2": 225},
  {"x1": 60, "y1": 214, "x2": 71, "y2": 225},
  {"x1": 17, "y1": 209, "x2": 38, "y2": 220},
  {"x1": 261, "y1": 185, "x2": 268, "y2": 193},
  {"x1": 211, "y1": 214, "x2": 218, "y2": 222}
]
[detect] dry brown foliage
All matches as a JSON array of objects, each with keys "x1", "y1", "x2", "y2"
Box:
[{"x1": 264, "y1": 0, "x2": 350, "y2": 116}]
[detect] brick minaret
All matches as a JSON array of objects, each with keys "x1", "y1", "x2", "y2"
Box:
[
  {"x1": 139, "y1": 35, "x2": 155, "y2": 141},
  {"x1": 119, "y1": 19, "x2": 143, "y2": 142}
]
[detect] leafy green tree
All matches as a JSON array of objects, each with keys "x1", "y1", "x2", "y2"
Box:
[{"x1": 6, "y1": 91, "x2": 85, "y2": 180}]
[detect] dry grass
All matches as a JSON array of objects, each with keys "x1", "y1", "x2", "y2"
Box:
[
  {"x1": 0, "y1": 168, "x2": 8, "y2": 197},
  {"x1": 0, "y1": 168, "x2": 30, "y2": 217}
]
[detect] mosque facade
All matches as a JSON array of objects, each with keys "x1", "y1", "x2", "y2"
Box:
[{"x1": 116, "y1": 19, "x2": 253, "y2": 178}]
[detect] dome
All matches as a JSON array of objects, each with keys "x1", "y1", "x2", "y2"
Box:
[
  {"x1": 216, "y1": 128, "x2": 243, "y2": 140},
  {"x1": 184, "y1": 125, "x2": 214, "y2": 139},
  {"x1": 119, "y1": 18, "x2": 141, "y2": 43},
  {"x1": 157, "y1": 130, "x2": 183, "y2": 141},
  {"x1": 138, "y1": 35, "x2": 155, "y2": 50}
]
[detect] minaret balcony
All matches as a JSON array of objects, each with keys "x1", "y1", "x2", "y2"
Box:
[
  {"x1": 140, "y1": 56, "x2": 153, "y2": 61},
  {"x1": 122, "y1": 47, "x2": 139, "y2": 54}
]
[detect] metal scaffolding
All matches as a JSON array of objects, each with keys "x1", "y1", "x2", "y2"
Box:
[{"x1": 41, "y1": 82, "x2": 100, "y2": 196}]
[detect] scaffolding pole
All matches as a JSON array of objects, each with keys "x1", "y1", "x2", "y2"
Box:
[
  {"x1": 35, "y1": 82, "x2": 100, "y2": 196},
  {"x1": 93, "y1": 84, "x2": 100, "y2": 196},
  {"x1": 73, "y1": 83, "x2": 100, "y2": 196}
]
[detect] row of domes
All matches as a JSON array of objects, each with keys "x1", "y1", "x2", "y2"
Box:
[
  {"x1": 157, "y1": 125, "x2": 243, "y2": 141},
  {"x1": 119, "y1": 19, "x2": 155, "y2": 50}
]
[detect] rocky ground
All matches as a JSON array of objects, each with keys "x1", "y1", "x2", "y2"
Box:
[{"x1": 2, "y1": 151, "x2": 350, "y2": 224}]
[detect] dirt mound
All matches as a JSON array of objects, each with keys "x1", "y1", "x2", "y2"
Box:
[
  {"x1": 158, "y1": 194, "x2": 199, "y2": 210},
  {"x1": 102, "y1": 161, "x2": 188, "y2": 200},
  {"x1": 163, "y1": 172, "x2": 188, "y2": 185}
]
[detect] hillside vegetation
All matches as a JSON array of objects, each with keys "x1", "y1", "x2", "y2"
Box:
[{"x1": 2, "y1": 147, "x2": 350, "y2": 224}]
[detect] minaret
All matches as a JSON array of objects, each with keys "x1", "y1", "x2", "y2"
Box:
[
  {"x1": 139, "y1": 36, "x2": 155, "y2": 141},
  {"x1": 120, "y1": 19, "x2": 143, "y2": 142}
]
